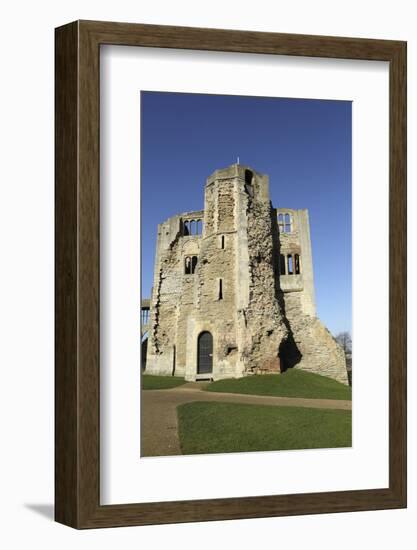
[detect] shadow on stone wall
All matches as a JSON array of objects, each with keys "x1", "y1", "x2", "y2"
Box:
[
  {"x1": 346, "y1": 354, "x2": 352, "y2": 386},
  {"x1": 141, "y1": 337, "x2": 148, "y2": 371},
  {"x1": 270, "y1": 206, "x2": 302, "y2": 372}
]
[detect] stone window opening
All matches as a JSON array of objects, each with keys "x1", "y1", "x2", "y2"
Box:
[
  {"x1": 184, "y1": 255, "x2": 198, "y2": 275},
  {"x1": 185, "y1": 256, "x2": 191, "y2": 274},
  {"x1": 282, "y1": 253, "x2": 301, "y2": 276},
  {"x1": 285, "y1": 213, "x2": 292, "y2": 233},
  {"x1": 221, "y1": 235, "x2": 225, "y2": 249},
  {"x1": 278, "y1": 212, "x2": 293, "y2": 233},
  {"x1": 183, "y1": 218, "x2": 203, "y2": 236},
  {"x1": 218, "y1": 278, "x2": 223, "y2": 300},
  {"x1": 295, "y1": 254, "x2": 301, "y2": 275},
  {"x1": 279, "y1": 254, "x2": 286, "y2": 275},
  {"x1": 141, "y1": 308, "x2": 150, "y2": 325},
  {"x1": 287, "y1": 254, "x2": 293, "y2": 275},
  {"x1": 244, "y1": 169, "x2": 254, "y2": 198}
]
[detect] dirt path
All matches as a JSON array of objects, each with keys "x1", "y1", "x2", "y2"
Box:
[{"x1": 141, "y1": 383, "x2": 352, "y2": 457}]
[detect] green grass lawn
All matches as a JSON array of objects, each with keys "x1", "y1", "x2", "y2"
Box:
[
  {"x1": 142, "y1": 375, "x2": 186, "y2": 390},
  {"x1": 205, "y1": 369, "x2": 351, "y2": 400},
  {"x1": 177, "y1": 401, "x2": 351, "y2": 455}
]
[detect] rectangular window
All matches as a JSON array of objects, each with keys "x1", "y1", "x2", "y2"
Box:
[
  {"x1": 278, "y1": 213, "x2": 284, "y2": 233},
  {"x1": 278, "y1": 212, "x2": 292, "y2": 233},
  {"x1": 287, "y1": 254, "x2": 293, "y2": 275},
  {"x1": 141, "y1": 309, "x2": 150, "y2": 324},
  {"x1": 284, "y1": 213, "x2": 292, "y2": 233},
  {"x1": 280, "y1": 254, "x2": 286, "y2": 275},
  {"x1": 295, "y1": 254, "x2": 300, "y2": 274},
  {"x1": 185, "y1": 255, "x2": 198, "y2": 274},
  {"x1": 218, "y1": 279, "x2": 223, "y2": 300}
]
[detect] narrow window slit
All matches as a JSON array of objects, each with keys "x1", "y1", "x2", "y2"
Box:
[
  {"x1": 287, "y1": 254, "x2": 293, "y2": 275},
  {"x1": 295, "y1": 254, "x2": 300, "y2": 274},
  {"x1": 184, "y1": 256, "x2": 191, "y2": 274},
  {"x1": 280, "y1": 254, "x2": 286, "y2": 275}
]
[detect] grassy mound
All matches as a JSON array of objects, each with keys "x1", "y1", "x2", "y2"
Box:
[{"x1": 205, "y1": 369, "x2": 351, "y2": 400}]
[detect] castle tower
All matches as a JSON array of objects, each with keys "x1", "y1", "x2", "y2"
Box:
[{"x1": 145, "y1": 164, "x2": 348, "y2": 384}]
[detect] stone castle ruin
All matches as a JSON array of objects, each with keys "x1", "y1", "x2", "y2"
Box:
[{"x1": 144, "y1": 164, "x2": 348, "y2": 385}]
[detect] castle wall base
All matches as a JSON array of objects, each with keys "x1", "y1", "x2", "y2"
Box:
[{"x1": 145, "y1": 351, "x2": 175, "y2": 377}]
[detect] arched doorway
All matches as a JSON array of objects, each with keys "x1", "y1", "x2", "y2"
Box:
[{"x1": 197, "y1": 331, "x2": 213, "y2": 374}]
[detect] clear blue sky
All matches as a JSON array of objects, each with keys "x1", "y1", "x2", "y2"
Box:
[{"x1": 141, "y1": 91, "x2": 351, "y2": 336}]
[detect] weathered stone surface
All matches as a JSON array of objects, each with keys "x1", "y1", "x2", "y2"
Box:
[{"x1": 145, "y1": 164, "x2": 348, "y2": 385}]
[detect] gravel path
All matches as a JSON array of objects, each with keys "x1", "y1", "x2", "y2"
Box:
[{"x1": 140, "y1": 383, "x2": 352, "y2": 457}]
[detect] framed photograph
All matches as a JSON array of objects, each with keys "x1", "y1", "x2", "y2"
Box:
[{"x1": 55, "y1": 20, "x2": 406, "y2": 528}]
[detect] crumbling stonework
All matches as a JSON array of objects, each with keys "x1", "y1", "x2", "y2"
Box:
[{"x1": 145, "y1": 164, "x2": 348, "y2": 385}]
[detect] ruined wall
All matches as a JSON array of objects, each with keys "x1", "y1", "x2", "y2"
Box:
[
  {"x1": 145, "y1": 216, "x2": 182, "y2": 375},
  {"x1": 236, "y1": 170, "x2": 288, "y2": 374},
  {"x1": 277, "y1": 208, "x2": 348, "y2": 384},
  {"x1": 283, "y1": 292, "x2": 348, "y2": 384},
  {"x1": 146, "y1": 163, "x2": 349, "y2": 386}
]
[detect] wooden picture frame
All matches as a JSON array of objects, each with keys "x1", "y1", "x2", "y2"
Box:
[{"x1": 55, "y1": 20, "x2": 407, "y2": 529}]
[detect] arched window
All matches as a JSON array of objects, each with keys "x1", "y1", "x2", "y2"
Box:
[
  {"x1": 190, "y1": 220, "x2": 195, "y2": 235},
  {"x1": 183, "y1": 220, "x2": 190, "y2": 236},
  {"x1": 196, "y1": 219, "x2": 202, "y2": 235},
  {"x1": 184, "y1": 256, "x2": 191, "y2": 274},
  {"x1": 185, "y1": 256, "x2": 198, "y2": 275}
]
